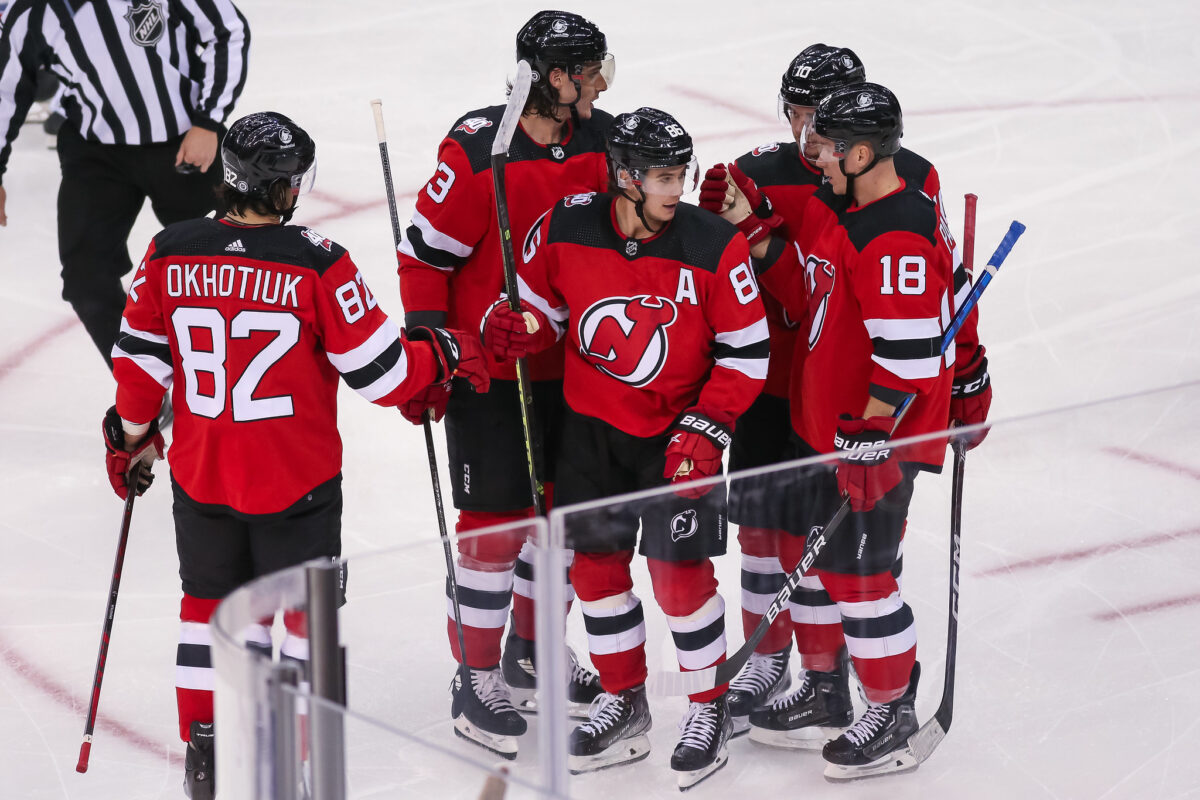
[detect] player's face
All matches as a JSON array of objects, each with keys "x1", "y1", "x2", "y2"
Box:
[
  {"x1": 810, "y1": 131, "x2": 849, "y2": 193},
  {"x1": 558, "y1": 55, "x2": 615, "y2": 120},
  {"x1": 781, "y1": 102, "x2": 818, "y2": 156},
  {"x1": 636, "y1": 162, "x2": 695, "y2": 224}
]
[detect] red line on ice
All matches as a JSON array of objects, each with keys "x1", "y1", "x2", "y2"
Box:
[
  {"x1": 976, "y1": 526, "x2": 1200, "y2": 577},
  {"x1": 1093, "y1": 593, "x2": 1200, "y2": 622},
  {"x1": 0, "y1": 632, "x2": 183, "y2": 765},
  {"x1": 1101, "y1": 447, "x2": 1200, "y2": 483}
]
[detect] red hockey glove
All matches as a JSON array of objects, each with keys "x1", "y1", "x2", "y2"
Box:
[
  {"x1": 482, "y1": 300, "x2": 540, "y2": 361},
  {"x1": 400, "y1": 327, "x2": 490, "y2": 424},
  {"x1": 949, "y1": 345, "x2": 991, "y2": 449},
  {"x1": 698, "y1": 164, "x2": 733, "y2": 214},
  {"x1": 102, "y1": 405, "x2": 164, "y2": 500},
  {"x1": 727, "y1": 163, "x2": 784, "y2": 248},
  {"x1": 834, "y1": 414, "x2": 902, "y2": 512},
  {"x1": 664, "y1": 409, "x2": 733, "y2": 499}
]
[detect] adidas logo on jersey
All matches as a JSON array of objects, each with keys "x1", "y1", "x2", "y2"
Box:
[{"x1": 225, "y1": 239, "x2": 246, "y2": 253}]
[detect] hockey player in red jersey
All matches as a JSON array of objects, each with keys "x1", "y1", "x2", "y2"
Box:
[
  {"x1": 102, "y1": 112, "x2": 489, "y2": 799},
  {"x1": 482, "y1": 108, "x2": 768, "y2": 789},
  {"x1": 699, "y1": 44, "x2": 993, "y2": 738},
  {"x1": 397, "y1": 11, "x2": 615, "y2": 757},
  {"x1": 723, "y1": 84, "x2": 955, "y2": 780}
]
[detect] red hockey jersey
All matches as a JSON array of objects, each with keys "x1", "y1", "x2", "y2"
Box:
[
  {"x1": 397, "y1": 105, "x2": 612, "y2": 382},
  {"x1": 512, "y1": 194, "x2": 768, "y2": 437},
  {"x1": 760, "y1": 181, "x2": 955, "y2": 470},
  {"x1": 113, "y1": 219, "x2": 442, "y2": 514}
]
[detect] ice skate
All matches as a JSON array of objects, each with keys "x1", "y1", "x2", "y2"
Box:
[
  {"x1": 184, "y1": 721, "x2": 215, "y2": 800},
  {"x1": 567, "y1": 685, "x2": 652, "y2": 774},
  {"x1": 671, "y1": 695, "x2": 733, "y2": 791},
  {"x1": 726, "y1": 647, "x2": 791, "y2": 737},
  {"x1": 501, "y1": 629, "x2": 602, "y2": 718},
  {"x1": 450, "y1": 666, "x2": 527, "y2": 760},
  {"x1": 823, "y1": 662, "x2": 920, "y2": 782},
  {"x1": 748, "y1": 655, "x2": 853, "y2": 749}
]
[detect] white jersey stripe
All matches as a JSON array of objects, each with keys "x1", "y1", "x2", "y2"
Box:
[
  {"x1": 863, "y1": 316, "x2": 942, "y2": 342},
  {"x1": 325, "y1": 319, "x2": 402, "y2": 373}
]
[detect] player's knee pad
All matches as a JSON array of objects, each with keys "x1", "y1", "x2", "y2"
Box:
[
  {"x1": 646, "y1": 558, "x2": 718, "y2": 617},
  {"x1": 456, "y1": 509, "x2": 533, "y2": 564},
  {"x1": 569, "y1": 550, "x2": 634, "y2": 602}
]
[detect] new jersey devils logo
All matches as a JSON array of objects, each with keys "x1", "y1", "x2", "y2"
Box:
[
  {"x1": 454, "y1": 117, "x2": 493, "y2": 135},
  {"x1": 805, "y1": 253, "x2": 836, "y2": 349},
  {"x1": 670, "y1": 509, "x2": 699, "y2": 542},
  {"x1": 578, "y1": 295, "x2": 677, "y2": 387},
  {"x1": 752, "y1": 142, "x2": 780, "y2": 157}
]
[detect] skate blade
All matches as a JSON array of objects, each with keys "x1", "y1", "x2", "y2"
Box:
[
  {"x1": 568, "y1": 735, "x2": 651, "y2": 774},
  {"x1": 823, "y1": 746, "x2": 919, "y2": 783},
  {"x1": 747, "y1": 724, "x2": 843, "y2": 750},
  {"x1": 453, "y1": 719, "x2": 519, "y2": 761},
  {"x1": 506, "y1": 688, "x2": 598, "y2": 720},
  {"x1": 676, "y1": 748, "x2": 728, "y2": 791}
]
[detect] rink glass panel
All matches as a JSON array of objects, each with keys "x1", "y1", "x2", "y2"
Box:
[{"x1": 212, "y1": 381, "x2": 1200, "y2": 799}]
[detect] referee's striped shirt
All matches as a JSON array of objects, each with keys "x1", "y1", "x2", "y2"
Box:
[{"x1": 0, "y1": 0, "x2": 249, "y2": 179}]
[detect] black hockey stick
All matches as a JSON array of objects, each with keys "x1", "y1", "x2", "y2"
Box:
[
  {"x1": 649, "y1": 218, "x2": 1025, "y2": 696},
  {"x1": 77, "y1": 463, "x2": 142, "y2": 773},
  {"x1": 907, "y1": 433, "x2": 965, "y2": 763},
  {"x1": 490, "y1": 60, "x2": 545, "y2": 516},
  {"x1": 370, "y1": 100, "x2": 469, "y2": 682}
]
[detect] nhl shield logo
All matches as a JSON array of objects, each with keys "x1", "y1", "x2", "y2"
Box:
[
  {"x1": 624, "y1": 239, "x2": 638, "y2": 258},
  {"x1": 549, "y1": 144, "x2": 565, "y2": 161},
  {"x1": 124, "y1": 1, "x2": 166, "y2": 47}
]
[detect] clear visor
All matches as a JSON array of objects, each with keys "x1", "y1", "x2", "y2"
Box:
[
  {"x1": 619, "y1": 156, "x2": 699, "y2": 196},
  {"x1": 578, "y1": 53, "x2": 616, "y2": 89},
  {"x1": 290, "y1": 157, "x2": 317, "y2": 196},
  {"x1": 797, "y1": 122, "x2": 846, "y2": 164},
  {"x1": 777, "y1": 97, "x2": 817, "y2": 127}
]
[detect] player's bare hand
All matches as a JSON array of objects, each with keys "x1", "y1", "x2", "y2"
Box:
[
  {"x1": 175, "y1": 126, "x2": 219, "y2": 173},
  {"x1": 0, "y1": 184, "x2": 8, "y2": 226}
]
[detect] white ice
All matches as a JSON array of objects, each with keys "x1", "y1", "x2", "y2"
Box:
[{"x1": 2, "y1": 1, "x2": 1199, "y2": 798}]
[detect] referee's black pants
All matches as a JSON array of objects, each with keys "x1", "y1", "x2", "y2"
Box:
[{"x1": 56, "y1": 124, "x2": 223, "y2": 369}]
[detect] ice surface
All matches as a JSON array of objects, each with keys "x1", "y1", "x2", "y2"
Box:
[{"x1": 2, "y1": 1, "x2": 1199, "y2": 797}]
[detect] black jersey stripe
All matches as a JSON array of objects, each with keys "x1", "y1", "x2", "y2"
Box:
[
  {"x1": 714, "y1": 337, "x2": 771, "y2": 363},
  {"x1": 115, "y1": 330, "x2": 173, "y2": 366},
  {"x1": 871, "y1": 334, "x2": 942, "y2": 361},
  {"x1": 339, "y1": 339, "x2": 404, "y2": 391}
]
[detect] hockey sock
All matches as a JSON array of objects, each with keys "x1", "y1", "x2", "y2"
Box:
[
  {"x1": 177, "y1": 594, "x2": 220, "y2": 741},
  {"x1": 777, "y1": 533, "x2": 846, "y2": 660},
  {"x1": 510, "y1": 539, "x2": 576, "y2": 642},
  {"x1": 451, "y1": 510, "x2": 530, "y2": 667},
  {"x1": 818, "y1": 569, "x2": 917, "y2": 704},
  {"x1": 572, "y1": 551, "x2": 647, "y2": 694},
  {"x1": 737, "y1": 527, "x2": 792, "y2": 654},
  {"x1": 648, "y1": 558, "x2": 728, "y2": 703}
]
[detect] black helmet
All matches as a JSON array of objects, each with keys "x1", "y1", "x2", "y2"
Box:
[
  {"x1": 221, "y1": 112, "x2": 315, "y2": 199},
  {"x1": 607, "y1": 107, "x2": 693, "y2": 177},
  {"x1": 517, "y1": 10, "x2": 608, "y2": 86},
  {"x1": 813, "y1": 82, "x2": 902, "y2": 158},
  {"x1": 780, "y1": 44, "x2": 865, "y2": 107}
]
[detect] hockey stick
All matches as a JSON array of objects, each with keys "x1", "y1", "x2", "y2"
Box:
[
  {"x1": 906, "y1": 191, "x2": 976, "y2": 763},
  {"x1": 370, "y1": 99, "x2": 468, "y2": 682},
  {"x1": 490, "y1": 60, "x2": 545, "y2": 516},
  {"x1": 649, "y1": 217, "x2": 1024, "y2": 696},
  {"x1": 77, "y1": 463, "x2": 143, "y2": 772}
]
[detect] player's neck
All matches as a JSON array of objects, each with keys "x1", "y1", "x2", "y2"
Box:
[
  {"x1": 225, "y1": 209, "x2": 282, "y2": 226},
  {"x1": 850, "y1": 162, "x2": 901, "y2": 207},
  {"x1": 614, "y1": 195, "x2": 658, "y2": 240},
  {"x1": 520, "y1": 109, "x2": 570, "y2": 145}
]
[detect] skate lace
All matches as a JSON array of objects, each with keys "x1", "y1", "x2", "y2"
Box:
[
  {"x1": 676, "y1": 701, "x2": 718, "y2": 750},
  {"x1": 844, "y1": 703, "x2": 891, "y2": 746},
  {"x1": 568, "y1": 648, "x2": 600, "y2": 688},
  {"x1": 472, "y1": 668, "x2": 518, "y2": 714},
  {"x1": 579, "y1": 692, "x2": 627, "y2": 735},
  {"x1": 730, "y1": 651, "x2": 785, "y2": 695},
  {"x1": 768, "y1": 670, "x2": 815, "y2": 711}
]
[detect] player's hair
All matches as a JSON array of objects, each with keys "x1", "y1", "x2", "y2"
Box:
[{"x1": 216, "y1": 181, "x2": 294, "y2": 220}]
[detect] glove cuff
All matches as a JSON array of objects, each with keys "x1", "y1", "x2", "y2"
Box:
[
  {"x1": 953, "y1": 346, "x2": 990, "y2": 397},
  {"x1": 408, "y1": 326, "x2": 460, "y2": 381},
  {"x1": 673, "y1": 409, "x2": 733, "y2": 451}
]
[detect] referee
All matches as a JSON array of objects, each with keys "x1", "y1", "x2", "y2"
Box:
[{"x1": 0, "y1": 0, "x2": 249, "y2": 379}]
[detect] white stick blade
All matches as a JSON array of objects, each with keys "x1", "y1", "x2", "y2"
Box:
[{"x1": 493, "y1": 60, "x2": 533, "y2": 157}]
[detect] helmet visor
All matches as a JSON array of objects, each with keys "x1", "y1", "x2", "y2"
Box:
[
  {"x1": 798, "y1": 121, "x2": 846, "y2": 164},
  {"x1": 621, "y1": 156, "x2": 699, "y2": 196},
  {"x1": 578, "y1": 53, "x2": 616, "y2": 89},
  {"x1": 291, "y1": 157, "x2": 317, "y2": 196}
]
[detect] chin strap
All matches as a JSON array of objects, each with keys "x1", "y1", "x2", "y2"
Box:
[
  {"x1": 839, "y1": 146, "x2": 883, "y2": 201},
  {"x1": 628, "y1": 186, "x2": 662, "y2": 235}
]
